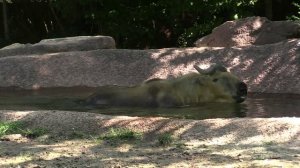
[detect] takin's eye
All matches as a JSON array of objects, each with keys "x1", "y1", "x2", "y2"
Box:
[{"x1": 212, "y1": 78, "x2": 219, "y2": 82}]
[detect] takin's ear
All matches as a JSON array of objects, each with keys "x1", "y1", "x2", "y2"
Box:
[{"x1": 194, "y1": 63, "x2": 227, "y2": 75}]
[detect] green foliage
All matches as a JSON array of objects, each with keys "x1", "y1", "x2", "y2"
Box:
[
  {"x1": 69, "y1": 130, "x2": 87, "y2": 139},
  {"x1": 1, "y1": 0, "x2": 261, "y2": 48},
  {"x1": 157, "y1": 133, "x2": 174, "y2": 146},
  {"x1": 0, "y1": 121, "x2": 24, "y2": 137},
  {"x1": 288, "y1": 0, "x2": 300, "y2": 20},
  {"x1": 53, "y1": 0, "x2": 260, "y2": 48},
  {"x1": 263, "y1": 141, "x2": 276, "y2": 146},
  {"x1": 99, "y1": 128, "x2": 142, "y2": 141},
  {"x1": 0, "y1": 121, "x2": 47, "y2": 138},
  {"x1": 20, "y1": 128, "x2": 47, "y2": 139},
  {"x1": 3, "y1": 0, "x2": 298, "y2": 48}
]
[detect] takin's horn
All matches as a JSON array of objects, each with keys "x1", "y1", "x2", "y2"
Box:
[{"x1": 194, "y1": 63, "x2": 227, "y2": 75}]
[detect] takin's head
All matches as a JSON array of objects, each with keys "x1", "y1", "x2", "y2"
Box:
[{"x1": 193, "y1": 64, "x2": 248, "y2": 103}]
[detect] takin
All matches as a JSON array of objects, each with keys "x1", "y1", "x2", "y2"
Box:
[{"x1": 86, "y1": 64, "x2": 247, "y2": 107}]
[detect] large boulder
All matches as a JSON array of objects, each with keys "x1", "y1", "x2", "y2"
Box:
[
  {"x1": 0, "y1": 39, "x2": 298, "y2": 94},
  {"x1": 194, "y1": 16, "x2": 300, "y2": 47},
  {"x1": 0, "y1": 35, "x2": 115, "y2": 57}
]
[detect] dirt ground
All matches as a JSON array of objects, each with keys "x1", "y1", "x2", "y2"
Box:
[{"x1": 0, "y1": 110, "x2": 299, "y2": 168}]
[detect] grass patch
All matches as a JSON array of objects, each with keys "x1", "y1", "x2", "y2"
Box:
[
  {"x1": 263, "y1": 141, "x2": 276, "y2": 146},
  {"x1": 99, "y1": 128, "x2": 142, "y2": 141},
  {"x1": 157, "y1": 133, "x2": 174, "y2": 146},
  {"x1": 0, "y1": 121, "x2": 24, "y2": 137},
  {"x1": 21, "y1": 128, "x2": 48, "y2": 139},
  {"x1": 69, "y1": 130, "x2": 87, "y2": 139},
  {"x1": 0, "y1": 121, "x2": 47, "y2": 139}
]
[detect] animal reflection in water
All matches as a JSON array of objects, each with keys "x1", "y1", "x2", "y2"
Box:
[{"x1": 86, "y1": 64, "x2": 248, "y2": 107}]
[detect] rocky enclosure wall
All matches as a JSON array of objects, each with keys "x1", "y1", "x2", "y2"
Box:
[
  {"x1": 194, "y1": 16, "x2": 300, "y2": 47},
  {"x1": 0, "y1": 36, "x2": 115, "y2": 57},
  {"x1": 0, "y1": 39, "x2": 299, "y2": 94}
]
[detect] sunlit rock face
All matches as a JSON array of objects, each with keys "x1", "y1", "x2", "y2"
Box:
[
  {"x1": 194, "y1": 16, "x2": 300, "y2": 47},
  {"x1": 0, "y1": 35, "x2": 116, "y2": 57},
  {"x1": 0, "y1": 39, "x2": 298, "y2": 94}
]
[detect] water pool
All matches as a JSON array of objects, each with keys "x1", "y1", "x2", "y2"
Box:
[{"x1": 0, "y1": 88, "x2": 299, "y2": 120}]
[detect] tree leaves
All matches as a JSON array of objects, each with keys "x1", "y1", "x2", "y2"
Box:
[{"x1": 0, "y1": 0, "x2": 266, "y2": 48}]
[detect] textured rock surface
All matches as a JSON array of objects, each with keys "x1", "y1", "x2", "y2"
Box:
[
  {"x1": 0, "y1": 35, "x2": 115, "y2": 57},
  {"x1": 0, "y1": 39, "x2": 299, "y2": 94},
  {"x1": 194, "y1": 16, "x2": 300, "y2": 47}
]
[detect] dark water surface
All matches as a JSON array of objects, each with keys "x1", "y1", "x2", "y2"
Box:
[{"x1": 0, "y1": 88, "x2": 299, "y2": 120}]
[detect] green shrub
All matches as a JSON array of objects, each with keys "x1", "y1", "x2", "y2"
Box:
[
  {"x1": 157, "y1": 133, "x2": 174, "y2": 146},
  {"x1": 21, "y1": 128, "x2": 47, "y2": 139},
  {"x1": 99, "y1": 128, "x2": 142, "y2": 141},
  {"x1": 0, "y1": 121, "x2": 47, "y2": 138},
  {"x1": 0, "y1": 121, "x2": 24, "y2": 137},
  {"x1": 69, "y1": 130, "x2": 87, "y2": 139}
]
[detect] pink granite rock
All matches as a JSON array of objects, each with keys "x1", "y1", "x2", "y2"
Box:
[
  {"x1": 194, "y1": 16, "x2": 300, "y2": 47},
  {"x1": 0, "y1": 35, "x2": 115, "y2": 57},
  {"x1": 0, "y1": 39, "x2": 298, "y2": 94}
]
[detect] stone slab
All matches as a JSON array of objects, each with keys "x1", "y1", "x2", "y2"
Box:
[{"x1": 0, "y1": 35, "x2": 116, "y2": 57}]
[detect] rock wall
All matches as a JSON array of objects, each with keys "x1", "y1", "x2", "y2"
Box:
[
  {"x1": 194, "y1": 16, "x2": 300, "y2": 47},
  {"x1": 0, "y1": 36, "x2": 115, "y2": 57},
  {"x1": 0, "y1": 39, "x2": 299, "y2": 94}
]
